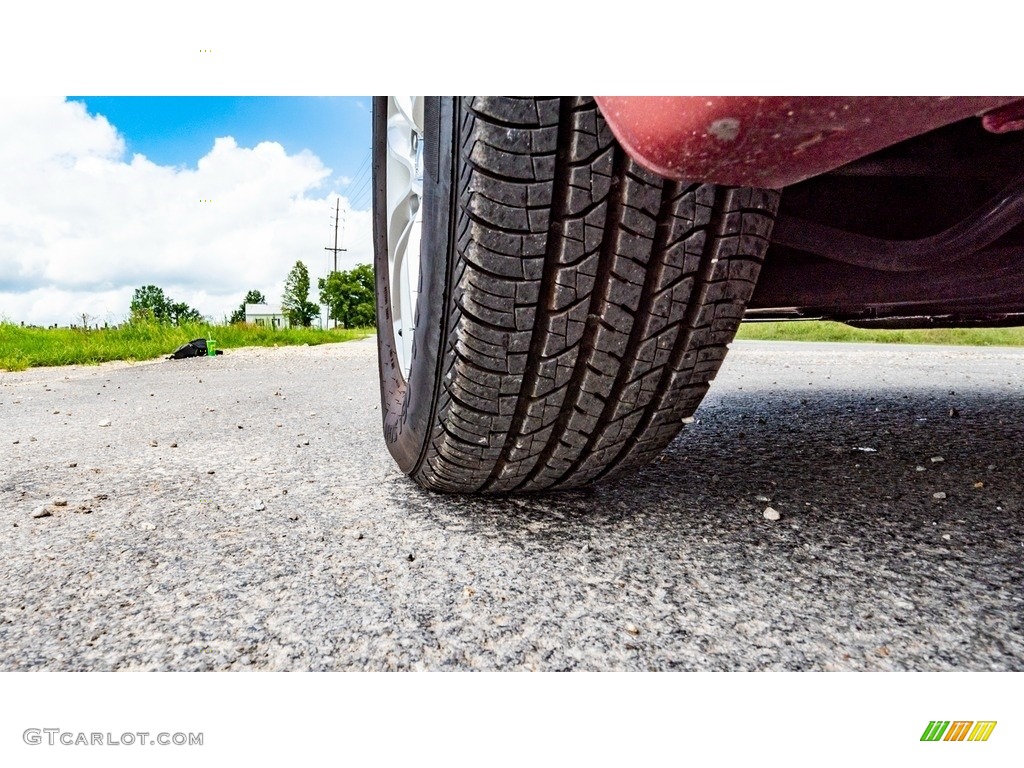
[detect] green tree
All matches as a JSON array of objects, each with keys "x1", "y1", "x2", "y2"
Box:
[
  {"x1": 129, "y1": 285, "x2": 203, "y2": 326},
  {"x1": 281, "y1": 261, "x2": 319, "y2": 327},
  {"x1": 170, "y1": 301, "x2": 203, "y2": 325},
  {"x1": 229, "y1": 289, "x2": 268, "y2": 324},
  {"x1": 130, "y1": 285, "x2": 173, "y2": 323},
  {"x1": 318, "y1": 264, "x2": 376, "y2": 328}
]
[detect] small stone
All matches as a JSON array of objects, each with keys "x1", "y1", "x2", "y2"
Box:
[
  {"x1": 52, "y1": 497, "x2": 68, "y2": 507},
  {"x1": 31, "y1": 506, "x2": 52, "y2": 519},
  {"x1": 67, "y1": 462, "x2": 77, "y2": 468},
  {"x1": 150, "y1": 440, "x2": 158, "y2": 447},
  {"x1": 237, "y1": 425, "x2": 243, "y2": 429},
  {"x1": 53, "y1": 410, "x2": 60, "y2": 415},
  {"x1": 139, "y1": 521, "x2": 156, "y2": 531},
  {"x1": 287, "y1": 514, "x2": 299, "y2": 521},
  {"x1": 942, "y1": 534, "x2": 951, "y2": 540},
  {"x1": 933, "y1": 492, "x2": 947, "y2": 500},
  {"x1": 406, "y1": 553, "x2": 416, "y2": 562},
  {"x1": 930, "y1": 456, "x2": 944, "y2": 463},
  {"x1": 755, "y1": 495, "x2": 771, "y2": 502},
  {"x1": 350, "y1": 531, "x2": 363, "y2": 541},
  {"x1": 207, "y1": 470, "x2": 215, "y2": 475},
  {"x1": 98, "y1": 420, "x2": 111, "y2": 427},
  {"x1": 581, "y1": 543, "x2": 593, "y2": 554},
  {"x1": 12, "y1": 440, "x2": 18, "y2": 445},
  {"x1": 145, "y1": 584, "x2": 159, "y2": 595},
  {"x1": 681, "y1": 416, "x2": 695, "y2": 425},
  {"x1": 974, "y1": 481, "x2": 984, "y2": 488},
  {"x1": 915, "y1": 466, "x2": 925, "y2": 472},
  {"x1": 625, "y1": 623, "x2": 640, "y2": 636},
  {"x1": 170, "y1": 442, "x2": 178, "y2": 448},
  {"x1": 763, "y1": 507, "x2": 781, "y2": 521},
  {"x1": 252, "y1": 500, "x2": 266, "y2": 512},
  {"x1": 29, "y1": 436, "x2": 37, "y2": 442},
  {"x1": 949, "y1": 408, "x2": 960, "y2": 418}
]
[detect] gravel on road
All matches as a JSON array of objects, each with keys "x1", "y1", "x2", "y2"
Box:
[{"x1": 1, "y1": 338, "x2": 1022, "y2": 670}]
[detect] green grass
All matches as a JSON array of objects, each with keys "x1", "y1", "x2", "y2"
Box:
[
  {"x1": 736, "y1": 321, "x2": 1024, "y2": 347},
  {"x1": 0, "y1": 321, "x2": 373, "y2": 372},
  {"x1": 6, "y1": 318, "x2": 1021, "y2": 372}
]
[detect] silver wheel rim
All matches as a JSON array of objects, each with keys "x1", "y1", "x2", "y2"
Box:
[{"x1": 385, "y1": 96, "x2": 424, "y2": 379}]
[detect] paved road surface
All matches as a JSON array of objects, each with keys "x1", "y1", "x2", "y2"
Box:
[{"x1": 1, "y1": 339, "x2": 1021, "y2": 670}]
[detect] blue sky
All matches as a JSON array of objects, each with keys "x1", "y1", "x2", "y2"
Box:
[
  {"x1": 67, "y1": 97, "x2": 373, "y2": 207},
  {"x1": 0, "y1": 96, "x2": 376, "y2": 326}
]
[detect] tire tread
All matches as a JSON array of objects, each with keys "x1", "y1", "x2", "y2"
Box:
[{"x1": 412, "y1": 97, "x2": 779, "y2": 492}]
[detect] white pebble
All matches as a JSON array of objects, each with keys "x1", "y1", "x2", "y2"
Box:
[{"x1": 763, "y1": 507, "x2": 781, "y2": 521}]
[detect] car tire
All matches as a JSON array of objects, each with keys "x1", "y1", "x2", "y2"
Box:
[{"x1": 374, "y1": 96, "x2": 780, "y2": 493}]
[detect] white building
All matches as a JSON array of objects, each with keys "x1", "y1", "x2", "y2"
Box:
[{"x1": 244, "y1": 303, "x2": 290, "y2": 329}]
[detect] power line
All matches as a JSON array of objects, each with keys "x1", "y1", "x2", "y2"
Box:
[
  {"x1": 345, "y1": 148, "x2": 371, "y2": 188},
  {"x1": 339, "y1": 148, "x2": 372, "y2": 208},
  {"x1": 346, "y1": 171, "x2": 373, "y2": 210}
]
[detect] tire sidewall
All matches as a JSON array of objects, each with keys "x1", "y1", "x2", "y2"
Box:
[{"x1": 373, "y1": 96, "x2": 455, "y2": 474}]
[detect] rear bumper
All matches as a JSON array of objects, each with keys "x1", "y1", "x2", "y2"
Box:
[{"x1": 594, "y1": 96, "x2": 1020, "y2": 189}]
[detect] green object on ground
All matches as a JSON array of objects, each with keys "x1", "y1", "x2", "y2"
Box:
[{"x1": 207, "y1": 338, "x2": 216, "y2": 356}]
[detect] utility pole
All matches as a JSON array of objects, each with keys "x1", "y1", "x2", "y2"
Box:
[
  {"x1": 324, "y1": 198, "x2": 346, "y2": 328},
  {"x1": 324, "y1": 198, "x2": 346, "y2": 274}
]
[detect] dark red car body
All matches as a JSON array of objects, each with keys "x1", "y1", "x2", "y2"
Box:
[{"x1": 593, "y1": 96, "x2": 1024, "y2": 328}]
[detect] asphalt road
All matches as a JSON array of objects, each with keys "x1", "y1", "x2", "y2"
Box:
[{"x1": 1, "y1": 338, "x2": 1022, "y2": 670}]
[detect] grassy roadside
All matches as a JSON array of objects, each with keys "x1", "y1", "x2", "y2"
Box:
[
  {"x1": 0, "y1": 322, "x2": 373, "y2": 372},
  {"x1": 5, "y1": 318, "x2": 1022, "y2": 372},
  {"x1": 735, "y1": 321, "x2": 1024, "y2": 347}
]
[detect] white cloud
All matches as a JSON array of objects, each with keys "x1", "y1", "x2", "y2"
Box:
[{"x1": 0, "y1": 97, "x2": 372, "y2": 326}]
